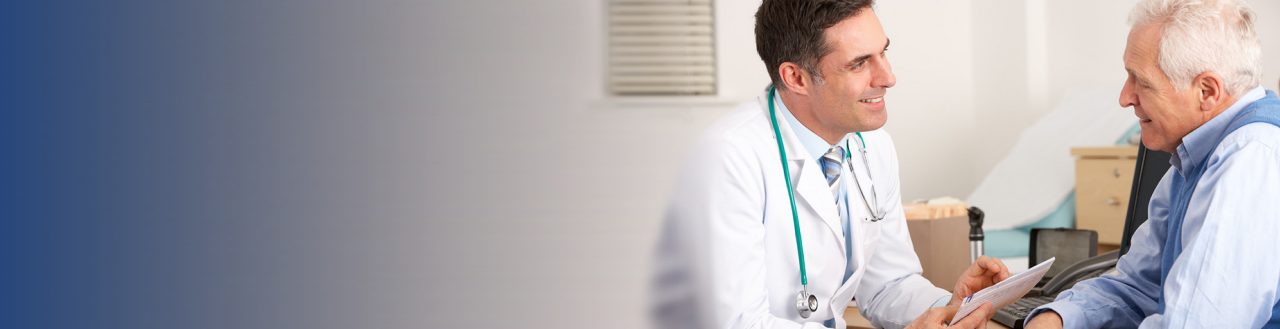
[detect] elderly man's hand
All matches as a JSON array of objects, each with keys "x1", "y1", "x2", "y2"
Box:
[
  {"x1": 906, "y1": 302, "x2": 993, "y2": 329},
  {"x1": 949, "y1": 256, "x2": 1011, "y2": 306}
]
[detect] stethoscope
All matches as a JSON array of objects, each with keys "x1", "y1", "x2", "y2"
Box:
[{"x1": 766, "y1": 86, "x2": 886, "y2": 318}]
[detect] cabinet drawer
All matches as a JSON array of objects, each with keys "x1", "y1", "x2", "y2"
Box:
[{"x1": 1074, "y1": 158, "x2": 1135, "y2": 245}]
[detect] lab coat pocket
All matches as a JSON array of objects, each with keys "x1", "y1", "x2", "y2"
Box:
[{"x1": 852, "y1": 218, "x2": 883, "y2": 271}]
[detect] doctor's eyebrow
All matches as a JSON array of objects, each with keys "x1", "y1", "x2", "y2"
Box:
[{"x1": 848, "y1": 38, "x2": 891, "y2": 68}]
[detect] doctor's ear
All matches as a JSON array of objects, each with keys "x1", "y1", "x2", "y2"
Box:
[
  {"x1": 778, "y1": 62, "x2": 814, "y2": 96},
  {"x1": 1194, "y1": 72, "x2": 1227, "y2": 112}
]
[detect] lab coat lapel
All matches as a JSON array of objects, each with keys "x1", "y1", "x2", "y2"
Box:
[
  {"x1": 757, "y1": 91, "x2": 848, "y2": 253},
  {"x1": 794, "y1": 162, "x2": 847, "y2": 252}
]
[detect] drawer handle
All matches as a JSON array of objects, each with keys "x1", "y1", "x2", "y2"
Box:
[
  {"x1": 1105, "y1": 197, "x2": 1121, "y2": 206},
  {"x1": 1113, "y1": 168, "x2": 1121, "y2": 178}
]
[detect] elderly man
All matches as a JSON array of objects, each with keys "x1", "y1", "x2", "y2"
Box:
[{"x1": 1025, "y1": 0, "x2": 1280, "y2": 328}]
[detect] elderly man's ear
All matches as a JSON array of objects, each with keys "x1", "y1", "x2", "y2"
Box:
[{"x1": 1195, "y1": 72, "x2": 1228, "y2": 112}]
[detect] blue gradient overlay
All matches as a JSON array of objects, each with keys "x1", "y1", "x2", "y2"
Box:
[
  {"x1": 5, "y1": 0, "x2": 657, "y2": 328},
  {"x1": 4, "y1": 1, "x2": 447, "y2": 328}
]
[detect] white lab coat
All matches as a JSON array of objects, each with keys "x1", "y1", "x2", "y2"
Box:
[{"x1": 652, "y1": 90, "x2": 949, "y2": 329}]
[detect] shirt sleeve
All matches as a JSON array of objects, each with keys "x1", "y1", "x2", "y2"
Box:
[{"x1": 1023, "y1": 172, "x2": 1171, "y2": 329}]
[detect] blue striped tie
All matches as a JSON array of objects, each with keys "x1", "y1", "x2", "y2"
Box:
[
  {"x1": 820, "y1": 146, "x2": 854, "y2": 285},
  {"x1": 820, "y1": 146, "x2": 844, "y2": 187},
  {"x1": 820, "y1": 146, "x2": 846, "y2": 212}
]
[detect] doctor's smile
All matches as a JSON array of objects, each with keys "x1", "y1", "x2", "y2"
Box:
[
  {"x1": 857, "y1": 94, "x2": 887, "y2": 111},
  {"x1": 857, "y1": 96, "x2": 884, "y2": 104}
]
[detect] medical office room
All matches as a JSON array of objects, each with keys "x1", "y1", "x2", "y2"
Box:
[
  {"x1": 428, "y1": 0, "x2": 1280, "y2": 328},
  {"x1": 407, "y1": 0, "x2": 1280, "y2": 328}
]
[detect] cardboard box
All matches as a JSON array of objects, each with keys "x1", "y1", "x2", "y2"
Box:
[{"x1": 903, "y1": 203, "x2": 971, "y2": 289}]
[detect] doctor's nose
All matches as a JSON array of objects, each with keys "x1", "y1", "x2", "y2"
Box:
[{"x1": 873, "y1": 58, "x2": 896, "y2": 89}]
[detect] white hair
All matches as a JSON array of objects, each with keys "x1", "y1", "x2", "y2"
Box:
[{"x1": 1129, "y1": 0, "x2": 1263, "y2": 95}]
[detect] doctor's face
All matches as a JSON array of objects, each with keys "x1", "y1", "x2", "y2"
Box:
[
  {"x1": 1119, "y1": 23, "x2": 1201, "y2": 153},
  {"x1": 809, "y1": 10, "x2": 896, "y2": 134}
]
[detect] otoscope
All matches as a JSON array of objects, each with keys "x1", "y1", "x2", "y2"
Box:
[{"x1": 968, "y1": 206, "x2": 985, "y2": 263}]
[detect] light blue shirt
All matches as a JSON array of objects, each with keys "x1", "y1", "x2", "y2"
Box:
[
  {"x1": 773, "y1": 92, "x2": 953, "y2": 313},
  {"x1": 1027, "y1": 86, "x2": 1280, "y2": 328}
]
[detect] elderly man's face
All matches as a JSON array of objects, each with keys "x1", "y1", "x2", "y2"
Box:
[{"x1": 1119, "y1": 23, "x2": 1203, "y2": 153}]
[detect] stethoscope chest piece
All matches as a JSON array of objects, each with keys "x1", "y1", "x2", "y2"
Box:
[{"x1": 796, "y1": 288, "x2": 818, "y2": 318}]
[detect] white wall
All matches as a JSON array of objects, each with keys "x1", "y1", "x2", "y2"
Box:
[
  {"x1": 966, "y1": 0, "x2": 1141, "y2": 180},
  {"x1": 876, "y1": 0, "x2": 979, "y2": 199},
  {"x1": 414, "y1": 1, "x2": 1280, "y2": 328},
  {"x1": 1255, "y1": 1, "x2": 1280, "y2": 89}
]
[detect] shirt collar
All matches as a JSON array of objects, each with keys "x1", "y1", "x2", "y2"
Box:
[
  {"x1": 1172, "y1": 85, "x2": 1266, "y2": 175},
  {"x1": 775, "y1": 91, "x2": 850, "y2": 161}
]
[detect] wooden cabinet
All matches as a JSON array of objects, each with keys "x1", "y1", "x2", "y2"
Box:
[{"x1": 1071, "y1": 146, "x2": 1139, "y2": 245}]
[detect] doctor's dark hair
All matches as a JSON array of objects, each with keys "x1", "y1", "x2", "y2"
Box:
[{"x1": 755, "y1": 0, "x2": 876, "y2": 91}]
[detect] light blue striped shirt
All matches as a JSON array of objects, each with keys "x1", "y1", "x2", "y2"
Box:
[{"x1": 1028, "y1": 86, "x2": 1280, "y2": 328}]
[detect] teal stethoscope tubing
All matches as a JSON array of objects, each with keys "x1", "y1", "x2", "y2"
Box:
[{"x1": 765, "y1": 86, "x2": 867, "y2": 288}]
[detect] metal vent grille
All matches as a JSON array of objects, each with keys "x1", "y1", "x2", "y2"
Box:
[{"x1": 608, "y1": 0, "x2": 716, "y2": 96}]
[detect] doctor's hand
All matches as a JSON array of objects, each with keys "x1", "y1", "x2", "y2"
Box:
[
  {"x1": 906, "y1": 302, "x2": 993, "y2": 329},
  {"x1": 948, "y1": 256, "x2": 1011, "y2": 307}
]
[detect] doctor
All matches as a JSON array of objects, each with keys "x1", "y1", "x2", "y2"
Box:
[{"x1": 651, "y1": 1, "x2": 1009, "y2": 328}]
